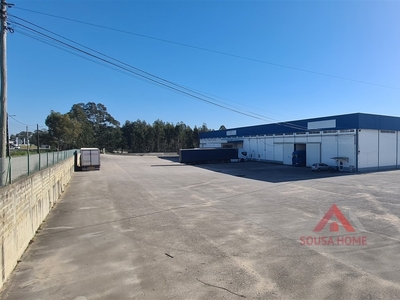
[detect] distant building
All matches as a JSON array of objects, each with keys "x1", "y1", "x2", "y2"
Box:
[{"x1": 199, "y1": 113, "x2": 400, "y2": 172}]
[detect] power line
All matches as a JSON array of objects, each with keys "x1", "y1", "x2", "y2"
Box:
[
  {"x1": 8, "y1": 122, "x2": 27, "y2": 129},
  {"x1": 8, "y1": 114, "x2": 36, "y2": 126},
  {"x1": 15, "y1": 25, "x2": 308, "y2": 130},
  {"x1": 12, "y1": 18, "x2": 308, "y2": 131},
  {"x1": 11, "y1": 14, "x2": 284, "y2": 121},
  {"x1": 13, "y1": 6, "x2": 400, "y2": 91},
  {"x1": 15, "y1": 28, "x2": 131, "y2": 75},
  {"x1": 10, "y1": 16, "x2": 308, "y2": 131}
]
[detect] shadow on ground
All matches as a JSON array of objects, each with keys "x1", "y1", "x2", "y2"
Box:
[
  {"x1": 154, "y1": 155, "x2": 355, "y2": 183},
  {"x1": 157, "y1": 156, "x2": 180, "y2": 163},
  {"x1": 186, "y1": 161, "x2": 354, "y2": 183}
]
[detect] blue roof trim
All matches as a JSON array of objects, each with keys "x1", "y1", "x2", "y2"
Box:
[{"x1": 199, "y1": 113, "x2": 400, "y2": 139}]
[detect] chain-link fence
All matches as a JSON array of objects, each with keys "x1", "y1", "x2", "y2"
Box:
[{"x1": 0, "y1": 150, "x2": 76, "y2": 186}]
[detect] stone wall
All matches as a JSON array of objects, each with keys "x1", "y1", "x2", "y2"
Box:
[{"x1": 0, "y1": 157, "x2": 74, "y2": 289}]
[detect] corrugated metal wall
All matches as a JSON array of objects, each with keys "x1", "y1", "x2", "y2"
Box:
[
  {"x1": 358, "y1": 129, "x2": 400, "y2": 171},
  {"x1": 201, "y1": 131, "x2": 357, "y2": 169}
]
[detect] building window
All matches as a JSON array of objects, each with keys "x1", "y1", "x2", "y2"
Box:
[
  {"x1": 381, "y1": 130, "x2": 395, "y2": 134},
  {"x1": 323, "y1": 130, "x2": 337, "y2": 134}
]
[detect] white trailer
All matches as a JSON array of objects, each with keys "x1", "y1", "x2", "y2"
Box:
[{"x1": 80, "y1": 148, "x2": 100, "y2": 171}]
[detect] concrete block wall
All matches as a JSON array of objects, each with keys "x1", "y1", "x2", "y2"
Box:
[{"x1": 0, "y1": 156, "x2": 74, "y2": 289}]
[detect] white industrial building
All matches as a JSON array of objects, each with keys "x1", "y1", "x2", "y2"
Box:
[{"x1": 199, "y1": 113, "x2": 400, "y2": 172}]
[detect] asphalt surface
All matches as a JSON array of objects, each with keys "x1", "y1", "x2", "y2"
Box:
[{"x1": 1, "y1": 155, "x2": 400, "y2": 300}]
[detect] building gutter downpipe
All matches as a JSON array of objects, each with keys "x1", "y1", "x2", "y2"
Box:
[{"x1": 355, "y1": 128, "x2": 359, "y2": 172}]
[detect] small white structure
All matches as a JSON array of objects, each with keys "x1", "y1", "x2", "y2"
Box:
[{"x1": 79, "y1": 148, "x2": 101, "y2": 171}]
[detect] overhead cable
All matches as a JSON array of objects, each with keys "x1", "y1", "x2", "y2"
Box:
[
  {"x1": 10, "y1": 16, "x2": 308, "y2": 131},
  {"x1": 13, "y1": 6, "x2": 400, "y2": 91}
]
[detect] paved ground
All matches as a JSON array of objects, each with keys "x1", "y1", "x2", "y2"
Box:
[{"x1": 1, "y1": 155, "x2": 400, "y2": 299}]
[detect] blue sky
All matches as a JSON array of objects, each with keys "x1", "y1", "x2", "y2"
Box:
[{"x1": 7, "y1": 0, "x2": 400, "y2": 134}]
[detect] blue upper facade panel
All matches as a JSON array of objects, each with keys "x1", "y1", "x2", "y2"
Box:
[
  {"x1": 199, "y1": 113, "x2": 400, "y2": 139},
  {"x1": 358, "y1": 113, "x2": 400, "y2": 131}
]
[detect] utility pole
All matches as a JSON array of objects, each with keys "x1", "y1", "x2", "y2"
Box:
[
  {"x1": 6, "y1": 112, "x2": 8, "y2": 156},
  {"x1": 26, "y1": 125, "x2": 28, "y2": 152},
  {"x1": 0, "y1": 0, "x2": 9, "y2": 159},
  {"x1": 26, "y1": 125, "x2": 30, "y2": 175},
  {"x1": 6, "y1": 113, "x2": 14, "y2": 157},
  {"x1": 0, "y1": 0, "x2": 9, "y2": 185},
  {"x1": 37, "y1": 124, "x2": 39, "y2": 153}
]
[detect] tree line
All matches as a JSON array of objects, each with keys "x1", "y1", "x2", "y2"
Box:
[{"x1": 12, "y1": 102, "x2": 218, "y2": 153}]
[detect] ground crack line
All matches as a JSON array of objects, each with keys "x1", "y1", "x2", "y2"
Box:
[{"x1": 196, "y1": 278, "x2": 246, "y2": 298}]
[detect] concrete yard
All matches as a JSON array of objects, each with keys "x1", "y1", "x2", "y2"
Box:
[{"x1": 1, "y1": 155, "x2": 400, "y2": 299}]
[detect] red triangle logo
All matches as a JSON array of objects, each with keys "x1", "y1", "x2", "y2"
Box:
[{"x1": 313, "y1": 204, "x2": 355, "y2": 232}]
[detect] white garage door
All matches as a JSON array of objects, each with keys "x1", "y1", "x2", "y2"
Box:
[
  {"x1": 283, "y1": 144, "x2": 294, "y2": 165},
  {"x1": 274, "y1": 144, "x2": 284, "y2": 162},
  {"x1": 306, "y1": 143, "x2": 321, "y2": 167}
]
